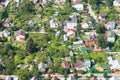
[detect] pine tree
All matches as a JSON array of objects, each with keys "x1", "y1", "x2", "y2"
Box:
[{"x1": 26, "y1": 38, "x2": 36, "y2": 53}]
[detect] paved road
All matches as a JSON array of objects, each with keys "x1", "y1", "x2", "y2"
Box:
[{"x1": 42, "y1": 73, "x2": 120, "y2": 79}]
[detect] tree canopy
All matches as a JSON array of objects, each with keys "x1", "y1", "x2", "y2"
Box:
[
  {"x1": 26, "y1": 37, "x2": 36, "y2": 53},
  {"x1": 95, "y1": 24, "x2": 106, "y2": 34},
  {"x1": 18, "y1": 0, "x2": 35, "y2": 15},
  {"x1": 97, "y1": 34, "x2": 107, "y2": 48}
]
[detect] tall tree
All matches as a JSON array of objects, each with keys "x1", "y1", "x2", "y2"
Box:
[
  {"x1": 26, "y1": 38, "x2": 36, "y2": 53},
  {"x1": 97, "y1": 34, "x2": 107, "y2": 48},
  {"x1": 106, "y1": 0, "x2": 113, "y2": 8},
  {"x1": 18, "y1": 0, "x2": 35, "y2": 15},
  {"x1": 95, "y1": 24, "x2": 106, "y2": 34},
  {"x1": 16, "y1": 69, "x2": 31, "y2": 80}
]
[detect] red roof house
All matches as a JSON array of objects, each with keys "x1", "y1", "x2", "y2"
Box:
[{"x1": 61, "y1": 62, "x2": 70, "y2": 69}]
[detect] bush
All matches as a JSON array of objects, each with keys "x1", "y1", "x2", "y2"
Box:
[{"x1": 79, "y1": 70, "x2": 86, "y2": 74}]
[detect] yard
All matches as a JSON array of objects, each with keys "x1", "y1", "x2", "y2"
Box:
[{"x1": 83, "y1": 52, "x2": 107, "y2": 63}]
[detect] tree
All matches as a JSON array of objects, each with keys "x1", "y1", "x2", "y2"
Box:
[
  {"x1": 106, "y1": 0, "x2": 112, "y2": 8},
  {"x1": 88, "y1": 0, "x2": 100, "y2": 5},
  {"x1": 103, "y1": 72, "x2": 108, "y2": 78},
  {"x1": 5, "y1": 59, "x2": 15, "y2": 75},
  {"x1": 64, "y1": 69, "x2": 68, "y2": 80},
  {"x1": 97, "y1": 34, "x2": 107, "y2": 48},
  {"x1": 90, "y1": 73, "x2": 94, "y2": 78},
  {"x1": 95, "y1": 24, "x2": 106, "y2": 34},
  {"x1": 26, "y1": 38, "x2": 36, "y2": 53},
  {"x1": 18, "y1": 0, "x2": 35, "y2": 15},
  {"x1": 16, "y1": 69, "x2": 31, "y2": 80},
  {"x1": 74, "y1": 73, "x2": 78, "y2": 80}
]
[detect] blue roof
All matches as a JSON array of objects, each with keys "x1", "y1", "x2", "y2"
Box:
[{"x1": 109, "y1": 22, "x2": 116, "y2": 29}]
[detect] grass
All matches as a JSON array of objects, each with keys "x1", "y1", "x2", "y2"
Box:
[{"x1": 83, "y1": 52, "x2": 107, "y2": 63}]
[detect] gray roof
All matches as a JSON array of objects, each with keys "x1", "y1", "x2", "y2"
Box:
[{"x1": 3, "y1": 29, "x2": 10, "y2": 35}]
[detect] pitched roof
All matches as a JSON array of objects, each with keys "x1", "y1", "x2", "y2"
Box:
[
  {"x1": 15, "y1": 29, "x2": 26, "y2": 36},
  {"x1": 3, "y1": 29, "x2": 10, "y2": 34},
  {"x1": 61, "y1": 62, "x2": 70, "y2": 68},
  {"x1": 74, "y1": 61, "x2": 84, "y2": 68}
]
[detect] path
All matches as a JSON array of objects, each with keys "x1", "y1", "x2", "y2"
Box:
[{"x1": 87, "y1": 4, "x2": 98, "y2": 23}]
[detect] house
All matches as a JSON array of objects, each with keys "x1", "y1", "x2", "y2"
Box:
[
  {"x1": 66, "y1": 29, "x2": 76, "y2": 37},
  {"x1": 74, "y1": 61, "x2": 84, "y2": 70},
  {"x1": 107, "y1": 31, "x2": 116, "y2": 43},
  {"x1": 51, "y1": 76, "x2": 57, "y2": 80},
  {"x1": 2, "y1": 29, "x2": 10, "y2": 37},
  {"x1": 14, "y1": 29, "x2": 26, "y2": 42},
  {"x1": 50, "y1": 19, "x2": 58, "y2": 28},
  {"x1": 72, "y1": 4, "x2": 83, "y2": 10},
  {"x1": 107, "y1": 56, "x2": 120, "y2": 70},
  {"x1": 81, "y1": 20, "x2": 91, "y2": 29},
  {"x1": 84, "y1": 59, "x2": 91, "y2": 71},
  {"x1": 3, "y1": 18, "x2": 11, "y2": 28},
  {"x1": 85, "y1": 35, "x2": 97, "y2": 47},
  {"x1": 113, "y1": 0, "x2": 120, "y2": 6},
  {"x1": 61, "y1": 61, "x2": 70, "y2": 69},
  {"x1": 107, "y1": 22, "x2": 116, "y2": 30},
  {"x1": 64, "y1": 17, "x2": 77, "y2": 31},
  {"x1": 38, "y1": 62, "x2": 47, "y2": 72}
]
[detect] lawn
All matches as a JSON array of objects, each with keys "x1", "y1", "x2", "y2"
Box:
[{"x1": 83, "y1": 52, "x2": 107, "y2": 63}]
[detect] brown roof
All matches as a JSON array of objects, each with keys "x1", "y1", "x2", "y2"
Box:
[
  {"x1": 15, "y1": 30, "x2": 26, "y2": 37},
  {"x1": 4, "y1": 18, "x2": 10, "y2": 23}
]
